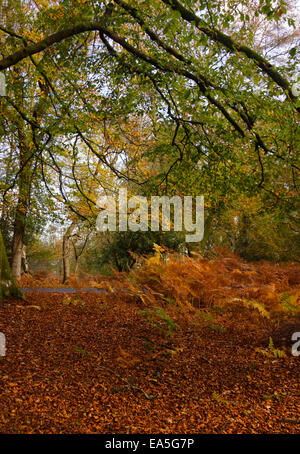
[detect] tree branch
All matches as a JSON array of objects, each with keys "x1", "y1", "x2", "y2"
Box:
[{"x1": 161, "y1": 0, "x2": 299, "y2": 112}]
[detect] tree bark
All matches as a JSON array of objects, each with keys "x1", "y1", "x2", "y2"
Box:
[
  {"x1": 0, "y1": 229, "x2": 22, "y2": 301},
  {"x1": 72, "y1": 231, "x2": 90, "y2": 276},
  {"x1": 62, "y1": 222, "x2": 76, "y2": 284},
  {"x1": 11, "y1": 122, "x2": 31, "y2": 280},
  {"x1": 11, "y1": 218, "x2": 25, "y2": 280},
  {"x1": 10, "y1": 64, "x2": 48, "y2": 280},
  {"x1": 21, "y1": 245, "x2": 29, "y2": 274}
]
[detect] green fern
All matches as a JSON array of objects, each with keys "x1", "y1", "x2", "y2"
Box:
[
  {"x1": 268, "y1": 337, "x2": 286, "y2": 358},
  {"x1": 280, "y1": 292, "x2": 299, "y2": 314},
  {"x1": 140, "y1": 307, "x2": 178, "y2": 338}
]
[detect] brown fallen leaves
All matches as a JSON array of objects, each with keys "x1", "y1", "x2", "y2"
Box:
[{"x1": 1, "y1": 252, "x2": 299, "y2": 434}]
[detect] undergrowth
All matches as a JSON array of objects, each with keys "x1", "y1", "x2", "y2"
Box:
[{"x1": 123, "y1": 250, "x2": 300, "y2": 316}]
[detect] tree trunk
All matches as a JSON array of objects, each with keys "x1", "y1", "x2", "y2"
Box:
[
  {"x1": 10, "y1": 64, "x2": 48, "y2": 280},
  {"x1": 72, "y1": 231, "x2": 90, "y2": 276},
  {"x1": 62, "y1": 234, "x2": 71, "y2": 284},
  {"x1": 74, "y1": 259, "x2": 79, "y2": 276},
  {"x1": 11, "y1": 122, "x2": 31, "y2": 281},
  {"x1": 62, "y1": 223, "x2": 76, "y2": 284},
  {"x1": 198, "y1": 212, "x2": 214, "y2": 255},
  {"x1": 21, "y1": 245, "x2": 29, "y2": 274},
  {"x1": 11, "y1": 218, "x2": 25, "y2": 280},
  {"x1": 0, "y1": 229, "x2": 22, "y2": 301}
]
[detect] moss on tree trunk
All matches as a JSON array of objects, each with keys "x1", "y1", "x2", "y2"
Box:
[{"x1": 0, "y1": 229, "x2": 23, "y2": 301}]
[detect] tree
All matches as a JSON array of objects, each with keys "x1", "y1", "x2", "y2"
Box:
[
  {"x1": 97, "y1": 230, "x2": 185, "y2": 271},
  {"x1": 62, "y1": 221, "x2": 76, "y2": 284},
  {"x1": 0, "y1": 0, "x2": 299, "y2": 272},
  {"x1": 0, "y1": 228, "x2": 22, "y2": 301}
]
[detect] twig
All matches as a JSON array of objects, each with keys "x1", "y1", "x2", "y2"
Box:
[{"x1": 97, "y1": 365, "x2": 158, "y2": 401}]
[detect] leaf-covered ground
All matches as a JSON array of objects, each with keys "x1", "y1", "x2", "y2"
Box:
[{"x1": 0, "y1": 289, "x2": 299, "y2": 434}]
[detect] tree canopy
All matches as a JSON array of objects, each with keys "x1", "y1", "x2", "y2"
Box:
[{"x1": 0, "y1": 0, "x2": 299, "y2": 280}]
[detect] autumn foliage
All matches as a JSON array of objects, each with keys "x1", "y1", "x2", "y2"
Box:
[{"x1": 89, "y1": 249, "x2": 300, "y2": 315}]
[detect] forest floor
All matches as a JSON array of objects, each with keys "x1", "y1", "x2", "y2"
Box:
[
  {"x1": 0, "y1": 287, "x2": 299, "y2": 434},
  {"x1": 1, "y1": 253, "x2": 300, "y2": 434}
]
